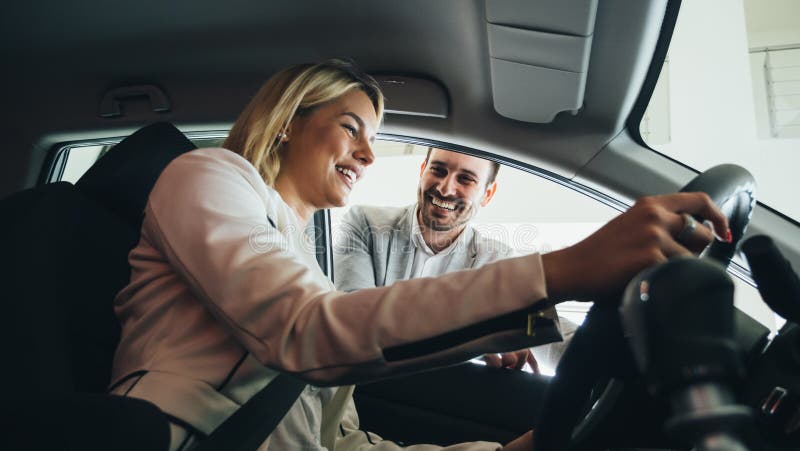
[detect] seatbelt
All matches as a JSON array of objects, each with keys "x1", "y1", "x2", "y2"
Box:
[
  {"x1": 194, "y1": 374, "x2": 306, "y2": 451},
  {"x1": 196, "y1": 213, "x2": 323, "y2": 450}
]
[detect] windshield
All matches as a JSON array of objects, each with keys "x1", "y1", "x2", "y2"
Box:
[{"x1": 640, "y1": 0, "x2": 800, "y2": 222}]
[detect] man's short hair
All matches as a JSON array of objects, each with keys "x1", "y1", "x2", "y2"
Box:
[{"x1": 425, "y1": 147, "x2": 501, "y2": 185}]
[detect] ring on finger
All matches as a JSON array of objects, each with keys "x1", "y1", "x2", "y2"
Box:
[{"x1": 677, "y1": 213, "x2": 697, "y2": 243}]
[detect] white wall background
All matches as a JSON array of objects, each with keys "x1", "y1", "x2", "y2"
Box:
[
  {"x1": 649, "y1": 0, "x2": 800, "y2": 221},
  {"x1": 642, "y1": 0, "x2": 800, "y2": 330}
]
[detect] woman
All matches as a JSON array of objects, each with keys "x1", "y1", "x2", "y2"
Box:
[{"x1": 110, "y1": 60, "x2": 729, "y2": 450}]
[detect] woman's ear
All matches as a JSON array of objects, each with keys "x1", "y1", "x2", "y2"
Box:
[
  {"x1": 280, "y1": 121, "x2": 293, "y2": 142},
  {"x1": 285, "y1": 114, "x2": 306, "y2": 142}
]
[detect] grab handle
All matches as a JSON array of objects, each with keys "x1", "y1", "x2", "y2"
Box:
[{"x1": 99, "y1": 84, "x2": 170, "y2": 118}]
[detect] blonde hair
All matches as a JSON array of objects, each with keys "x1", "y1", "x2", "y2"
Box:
[{"x1": 224, "y1": 59, "x2": 384, "y2": 186}]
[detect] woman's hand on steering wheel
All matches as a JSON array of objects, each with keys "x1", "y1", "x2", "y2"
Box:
[
  {"x1": 500, "y1": 430, "x2": 534, "y2": 451},
  {"x1": 533, "y1": 166, "x2": 756, "y2": 451},
  {"x1": 542, "y1": 192, "x2": 730, "y2": 302}
]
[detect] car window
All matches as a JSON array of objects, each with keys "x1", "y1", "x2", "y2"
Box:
[
  {"x1": 55, "y1": 134, "x2": 782, "y2": 367},
  {"x1": 331, "y1": 138, "x2": 785, "y2": 371},
  {"x1": 60, "y1": 145, "x2": 107, "y2": 183},
  {"x1": 51, "y1": 134, "x2": 227, "y2": 183},
  {"x1": 330, "y1": 140, "x2": 625, "y2": 374},
  {"x1": 639, "y1": 0, "x2": 800, "y2": 222},
  {"x1": 638, "y1": 1, "x2": 794, "y2": 332}
]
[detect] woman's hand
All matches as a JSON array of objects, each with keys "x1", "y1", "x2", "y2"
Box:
[
  {"x1": 483, "y1": 349, "x2": 540, "y2": 373},
  {"x1": 542, "y1": 192, "x2": 730, "y2": 301},
  {"x1": 500, "y1": 430, "x2": 533, "y2": 451}
]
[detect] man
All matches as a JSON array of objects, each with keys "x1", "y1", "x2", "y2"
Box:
[{"x1": 334, "y1": 147, "x2": 550, "y2": 371}]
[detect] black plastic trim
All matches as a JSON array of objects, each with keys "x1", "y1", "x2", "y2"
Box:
[
  {"x1": 759, "y1": 201, "x2": 800, "y2": 229},
  {"x1": 383, "y1": 303, "x2": 548, "y2": 362},
  {"x1": 626, "y1": 0, "x2": 682, "y2": 148},
  {"x1": 44, "y1": 147, "x2": 69, "y2": 184}
]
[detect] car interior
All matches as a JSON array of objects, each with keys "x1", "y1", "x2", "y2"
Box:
[{"x1": 1, "y1": 0, "x2": 799, "y2": 450}]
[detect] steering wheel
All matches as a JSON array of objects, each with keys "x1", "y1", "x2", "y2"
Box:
[{"x1": 532, "y1": 164, "x2": 756, "y2": 451}]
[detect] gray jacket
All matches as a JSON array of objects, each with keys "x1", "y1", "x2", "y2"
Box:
[
  {"x1": 333, "y1": 204, "x2": 572, "y2": 372},
  {"x1": 333, "y1": 204, "x2": 514, "y2": 292}
]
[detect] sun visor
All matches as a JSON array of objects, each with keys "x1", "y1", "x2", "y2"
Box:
[
  {"x1": 374, "y1": 76, "x2": 449, "y2": 119},
  {"x1": 485, "y1": 0, "x2": 598, "y2": 123}
]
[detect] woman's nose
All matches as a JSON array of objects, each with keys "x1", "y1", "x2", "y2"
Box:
[{"x1": 353, "y1": 141, "x2": 375, "y2": 167}]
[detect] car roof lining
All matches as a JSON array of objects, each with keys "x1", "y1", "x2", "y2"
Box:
[
  {"x1": 5, "y1": 0, "x2": 800, "y2": 281},
  {"x1": 0, "y1": 0, "x2": 668, "y2": 196}
]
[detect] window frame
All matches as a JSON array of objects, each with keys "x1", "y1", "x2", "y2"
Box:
[
  {"x1": 46, "y1": 129, "x2": 763, "y2": 292},
  {"x1": 41, "y1": 130, "x2": 231, "y2": 185},
  {"x1": 378, "y1": 133, "x2": 630, "y2": 215},
  {"x1": 623, "y1": 0, "x2": 800, "y2": 231},
  {"x1": 617, "y1": 0, "x2": 798, "y2": 293},
  {"x1": 377, "y1": 134, "x2": 762, "y2": 292}
]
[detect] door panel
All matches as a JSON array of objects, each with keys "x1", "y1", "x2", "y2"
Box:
[{"x1": 354, "y1": 363, "x2": 551, "y2": 446}]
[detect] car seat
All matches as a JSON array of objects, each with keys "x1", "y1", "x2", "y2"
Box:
[{"x1": 0, "y1": 122, "x2": 196, "y2": 450}]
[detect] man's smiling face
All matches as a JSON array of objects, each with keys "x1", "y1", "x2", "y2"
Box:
[{"x1": 417, "y1": 148, "x2": 497, "y2": 233}]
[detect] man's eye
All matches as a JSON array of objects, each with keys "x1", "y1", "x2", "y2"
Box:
[
  {"x1": 459, "y1": 176, "x2": 476, "y2": 184},
  {"x1": 342, "y1": 124, "x2": 357, "y2": 138},
  {"x1": 431, "y1": 167, "x2": 446, "y2": 176}
]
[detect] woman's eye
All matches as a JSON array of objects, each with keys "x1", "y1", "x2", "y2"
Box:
[{"x1": 342, "y1": 124, "x2": 357, "y2": 138}]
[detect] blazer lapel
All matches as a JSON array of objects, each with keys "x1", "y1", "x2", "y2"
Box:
[
  {"x1": 465, "y1": 226, "x2": 480, "y2": 269},
  {"x1": 384, "y1": 205, "x2": 416, "y2": 285}
]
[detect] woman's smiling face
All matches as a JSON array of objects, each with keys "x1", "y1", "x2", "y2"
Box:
[{"x1": 278, "y1": 89, "x2": 378, "y2": 214}]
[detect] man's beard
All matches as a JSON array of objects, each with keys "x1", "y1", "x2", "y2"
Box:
[{"x1": 418, "y1": 187, "x2": 477, "y2": 232}]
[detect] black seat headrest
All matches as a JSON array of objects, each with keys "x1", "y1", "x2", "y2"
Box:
[{"x1": 76, "y1": 122, "x2": 197, "y2": 229}]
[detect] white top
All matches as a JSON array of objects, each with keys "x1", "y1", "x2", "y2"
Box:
[{"x1": 110, "y1": 148, "x2": 551, "y2": 450}]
